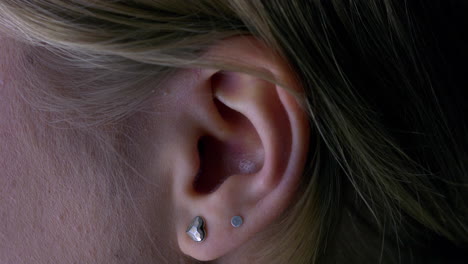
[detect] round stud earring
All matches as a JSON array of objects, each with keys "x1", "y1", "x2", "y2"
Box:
[
  {"x1": 231, "y1": 215, "x2": 243, "y2": 228},
  {"x1": 186, "y1": 216, "x2": 206, "y2": 242}
]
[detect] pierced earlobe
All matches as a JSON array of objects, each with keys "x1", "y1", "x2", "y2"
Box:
[
  {"x1": 186, "y1": 215, "x2": 245, "y2": 243},
  {"x1": 186, "y1": 216, "x2": 207, "y2": 242}
]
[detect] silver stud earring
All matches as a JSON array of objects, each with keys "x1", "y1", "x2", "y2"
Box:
[
  {"x1": 231, "y1": 215, "x2": 243, "y2": 228},
  {"x1": 186, "y1": 216, "x2": 206, "y2": 242}
]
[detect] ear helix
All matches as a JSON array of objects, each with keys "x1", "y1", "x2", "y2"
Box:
[{"x1": 186, "y1": 215, "x2": 244, "y2": 242}]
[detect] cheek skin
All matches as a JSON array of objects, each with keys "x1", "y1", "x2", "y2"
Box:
[
  {"x1": 0, "y1": 101, "x2": 175, "y2": 263},
  {"x1": 0, "y1": 36, "x2": 114, "y2": 263},
  {"x1": 0, "y1": 35, "x2": 179, "y2": 263},
  {"x1": 0, "y1": 120, "x2": 119, "y2": 263},
  {"x1": 0, "y1": 102, "x2": 174, "y2": 263}
]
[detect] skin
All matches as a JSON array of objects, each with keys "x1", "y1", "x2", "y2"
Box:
[
  {"x1": 0, "y1": 32, "x2": 309, "y2": 263},
  {"x1": 0, "y1": 34, "x2": 181, "y2": 264}
]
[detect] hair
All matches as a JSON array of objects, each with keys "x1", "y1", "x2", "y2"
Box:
[{"x1": 1, "y1": 0, "x2": 467, "y2": 263}]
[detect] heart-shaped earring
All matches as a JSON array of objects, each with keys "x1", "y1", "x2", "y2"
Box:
[{"x1": 186, "y1": 216, "x2": 206, "y2": 242}]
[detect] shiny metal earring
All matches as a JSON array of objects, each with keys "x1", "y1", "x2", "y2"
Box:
[
  {"x1": 231, "y1": 215, "x2": 243, "y2": 228},
  {"x1": 186, "y1": 216, "x2": 206, "y2": 242}
]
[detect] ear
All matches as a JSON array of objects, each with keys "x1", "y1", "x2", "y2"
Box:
[{"x1": 169, "y1": 35, "x2": 310, "y2": 261}]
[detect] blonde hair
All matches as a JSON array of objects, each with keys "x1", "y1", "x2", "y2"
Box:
[{"x1": 1, "y1": 0, "x2": 467, "y2": 263}]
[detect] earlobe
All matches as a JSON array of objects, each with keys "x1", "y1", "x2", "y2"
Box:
[{"x1": 170, "y1": 36, "x2": 310, "y2": 261}]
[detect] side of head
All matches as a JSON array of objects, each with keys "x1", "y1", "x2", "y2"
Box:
[{"x1": 0, "y1": 1, "x2": 467, "y2": 263}]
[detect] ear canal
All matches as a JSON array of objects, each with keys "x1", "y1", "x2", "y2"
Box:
[{"x1": 193, "y1": 96, "x2": 264, "y2": 194}]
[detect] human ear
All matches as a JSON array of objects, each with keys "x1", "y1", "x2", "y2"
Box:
[{"x1": 166, "y1": 35, "x2": 310, "y2": 261}]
